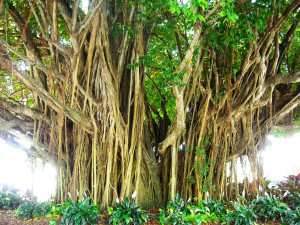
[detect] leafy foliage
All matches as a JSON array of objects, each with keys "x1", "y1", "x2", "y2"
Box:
[
  {"x1": 158, "y1": 194, "x2": 225, "y2": 224},
  {"x1": 159, "y1": 194, "x2": 192, "y2": 224},
  {"x1": 15, "y1": 201, "x2": 52, "y2": 220},
  {"x1": 289, "y1": 191, "x2": 300, "y2": 210},
  {"x1": 277, "y1": 173, "x2": 300, "y2": 209},
  {"x1": 108, "y1": 196, "x2": 148, "y2": 225},
  {"x1": 254, "y1": 194, "x2": 291, "y2": 223},
  {"x1": 286, "y1": 207, "x2": 300, "y2": 225},
  {"x1": 202, "y1": 197, "x2": 227, "y2": 221},
  {"x1": 184, "y1": 202, "x2": 225, "y2": 224},
  {"x1": 60, "y1": 197, "x2": 100, "y2": 225},
  {"x1": 278, "y1": 173, "x2": 300, "y2": 194},
  {"x1": 0, "y1": 186, "x2": 20, "y2": 209},
  {"x1": 226, "y1": 201, "x2": 257, "y2": 225}
]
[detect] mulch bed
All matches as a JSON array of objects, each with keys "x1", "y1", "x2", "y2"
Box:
[{"x1": 0, "y1": 210, "x2": 59, "y2": 225}]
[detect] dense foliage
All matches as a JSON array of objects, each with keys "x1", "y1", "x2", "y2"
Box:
[
  {"x1": 108, "y1": 193, "x2": 148, "y2": 225},
  {"x1": 60, "y1": 197, "x2": 100, "y2": 225},
  {"x1": 8, "y1": 174, "x2": 300, "y2": 225},
  {"x1": 159, "y1": 194, "x2": 193, "y2": 224},
  {"x1": 159, "y1": 194, "x2": 226, "y2": 224},
  {"x1": 226, "y1": 201, "x2": 257, "y2": 225},
  {"x1": 15, "y1": 201, "x2": 52, "y2": 220},
  {"x1": 0, "y1": 185, "x2": 20, "y2": 209},
  {"x1": 254, "y1": 194, "x2": 291, "y2": 223}
]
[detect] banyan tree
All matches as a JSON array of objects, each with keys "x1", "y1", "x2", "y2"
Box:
[{"x1": 0, "y1": 0, "x2": 299, "y2": 207}]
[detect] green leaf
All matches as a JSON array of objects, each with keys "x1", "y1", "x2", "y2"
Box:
[
  {"x1": 123, "y1": 214, "x2": 131, "y2": 224},
  {"x1": 49, "y1": 219, "x2": 57, "y2": 225}
]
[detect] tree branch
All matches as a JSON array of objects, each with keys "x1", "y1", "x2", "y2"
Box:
[
  {"x1": 258, "y1": 0, "x2": 300, "y2": 50},
  {"x1": 0, "y1": 97, "x2": 51, "y2": 124},
  {"x1": 272, "y1": 125, "x2": 300, "y2": 131},
  {"x1": 277, "y1": 13, "x2": 300, "y2": 73},
  {"x1": 0, "y1": 118, "x2": 33, "y2": 132},
  {"x1": 158, "y1": 86, "x2": 185, "y2": 155},
  {"x1": 76, "y1": 0, "x2": 104, "y2": 35},
  {"x1": 267, "y1": 71, "x2": 300, "y2": 86},
  {"x1": 0, "y1": 127, "x2": 55, "y2": 165},
  {"x1": 0, "y1": 52, "x2": 93, "y2": 131}
]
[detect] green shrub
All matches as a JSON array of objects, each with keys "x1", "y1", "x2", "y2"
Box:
[
  {"x1": 159, "y1": 195, "x2": 227, "y2": 225},
  {"x1": 289, "y1": 191, "x2": 300, "y2": 210},
  {"x1": 0, "y1": 186, "x2": 20, "y2": 209},
  {"x1": 202, "y1": 197, "x2": 227, "y2": 222},
  {"x1": 203, "y1": 197, "x2": 227, "y2": 215},
  {"x1": 184, "y1": 202, "x2": 224, "y2": 224},
  {"x1": 15, "y1": 201, "x2": 36, "y2": 220},
  {"x1": 109, "y1": 195, "x2": 148, "y2": 225},
  {"x1": 61, "y1": 197, "x2": 100, "y2": 225},
  {"x1": 286, "y1": 207, "x2": 300, "y2": 225},
  {"x1": 159, "y1": 194, "x2": 192, "y2": 224},
  {"x1": 46, "y1": 203, "x2": 63, "y2": 218},
  {"x1": 254, "y1": 194, "x2": 291, "y2": 223},
  {"x1": 226, "y1": 201, "x2": 257, "y2": 225},
  {"x1": 15, "y1": 201, "x2": 52, "y2": 220}
]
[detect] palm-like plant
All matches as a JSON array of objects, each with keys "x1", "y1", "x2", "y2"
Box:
[
  {"x1": 226, "y1": 201, "x2": 257, "y2": 225},
  {"x1": 254, "y1": 194, "x2": 291, "y2": 223}
]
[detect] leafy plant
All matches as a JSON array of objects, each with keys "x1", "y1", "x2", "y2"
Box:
[
  {"x1": 15, "y1": 201, "x2": 52, "y2": 220},
  {"x1": 288, "y1": 191, "x2": 300, "y2": 210},
  {"x1": 278, "y1": 173, "x2": 300, "y2": 194},
  {"x1": 15, "y1": 201, "x2": 36, "y2": 220},
  {"x1": 160, "y1": 196, "x2": 226, "y2": 225},
  {"x1": 202, "y1": 197, "x2": 227, "y2": 222},
  {"x1": 277, "y1": 173, "x2": 300, "y2": 209},
  {"x1": 184, "y1": 202, "x2": 223, "y2": 224},
  {"x1": 203, "y1": 197, "x2": 227, "y2": 215},
  {"x1": 0, "y1": 186, "x2": 20, "y2": 209},
  {"x1": 33, "y1": 201, "x2": 52, "y2": 218},
  {"x1": 61, "y1": 197, "x2": 100, "y2": 225},
  {"x1": 226, "y1": 201, "x2": 257, "y2": 225},
  {"x1": 45, "y1": 202, "x2": 70, "y2": 225},
  {"x1": 159, "y1": 194, "x2": 193, "y2": 224},
  {"x1": 286, "y1": 207, "x2": 300, "y2": 225},
  {"x1": 254, "y1": 194, "x2": 292, "y2": 223},
  {"x1": 109, "y1": 194, "x2": 148, "y2": 225}
]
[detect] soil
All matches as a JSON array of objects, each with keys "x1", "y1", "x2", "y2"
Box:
[{"x1": 0, "y1": 210, "x2": 59, "y2": 225}]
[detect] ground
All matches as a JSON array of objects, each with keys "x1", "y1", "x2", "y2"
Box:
[{"x1": 0, "y1": 210, "x2": 56, "y2": 225}]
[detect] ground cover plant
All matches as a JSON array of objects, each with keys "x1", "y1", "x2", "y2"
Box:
[
  {"x1": 0, "y1": 185, "x2": 20, "y2": 209},
  {"x1": 254, "y1": 194, "x2": 291, "y2": 223},
  {"x1": 15, "y1": 200, "x2": 52, "y2": 220},
  {"x1": 226, "y1": 201, "x2": 257, "y2": 225},
  {"x1": 277, "y1": 173, "x2": 300, "y2": 209},
  {"x1": 203, "y1": 197, "x2": 227, "y2": 215},
  {"x1": 60, "y1": 197, "x2": 100, "y2": 225},
  {"x1": 159, "y1": 194, "x2": 193, "y2": 224},
  {"x1": 287, "y1": 207, "x2": 300, "y2": 225},
  {"x1": 108, "y1": 193, "x2": 148, "y2": 225},
  {"x1": 14, "y1": 196, "x2": 101, "y2": 225},
  {"x1": 159, "y1": 194, "x2": 227, "y2": 224},
  {"x1": 0, "y1": 181, "x2": 299, "y2": 225}
]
